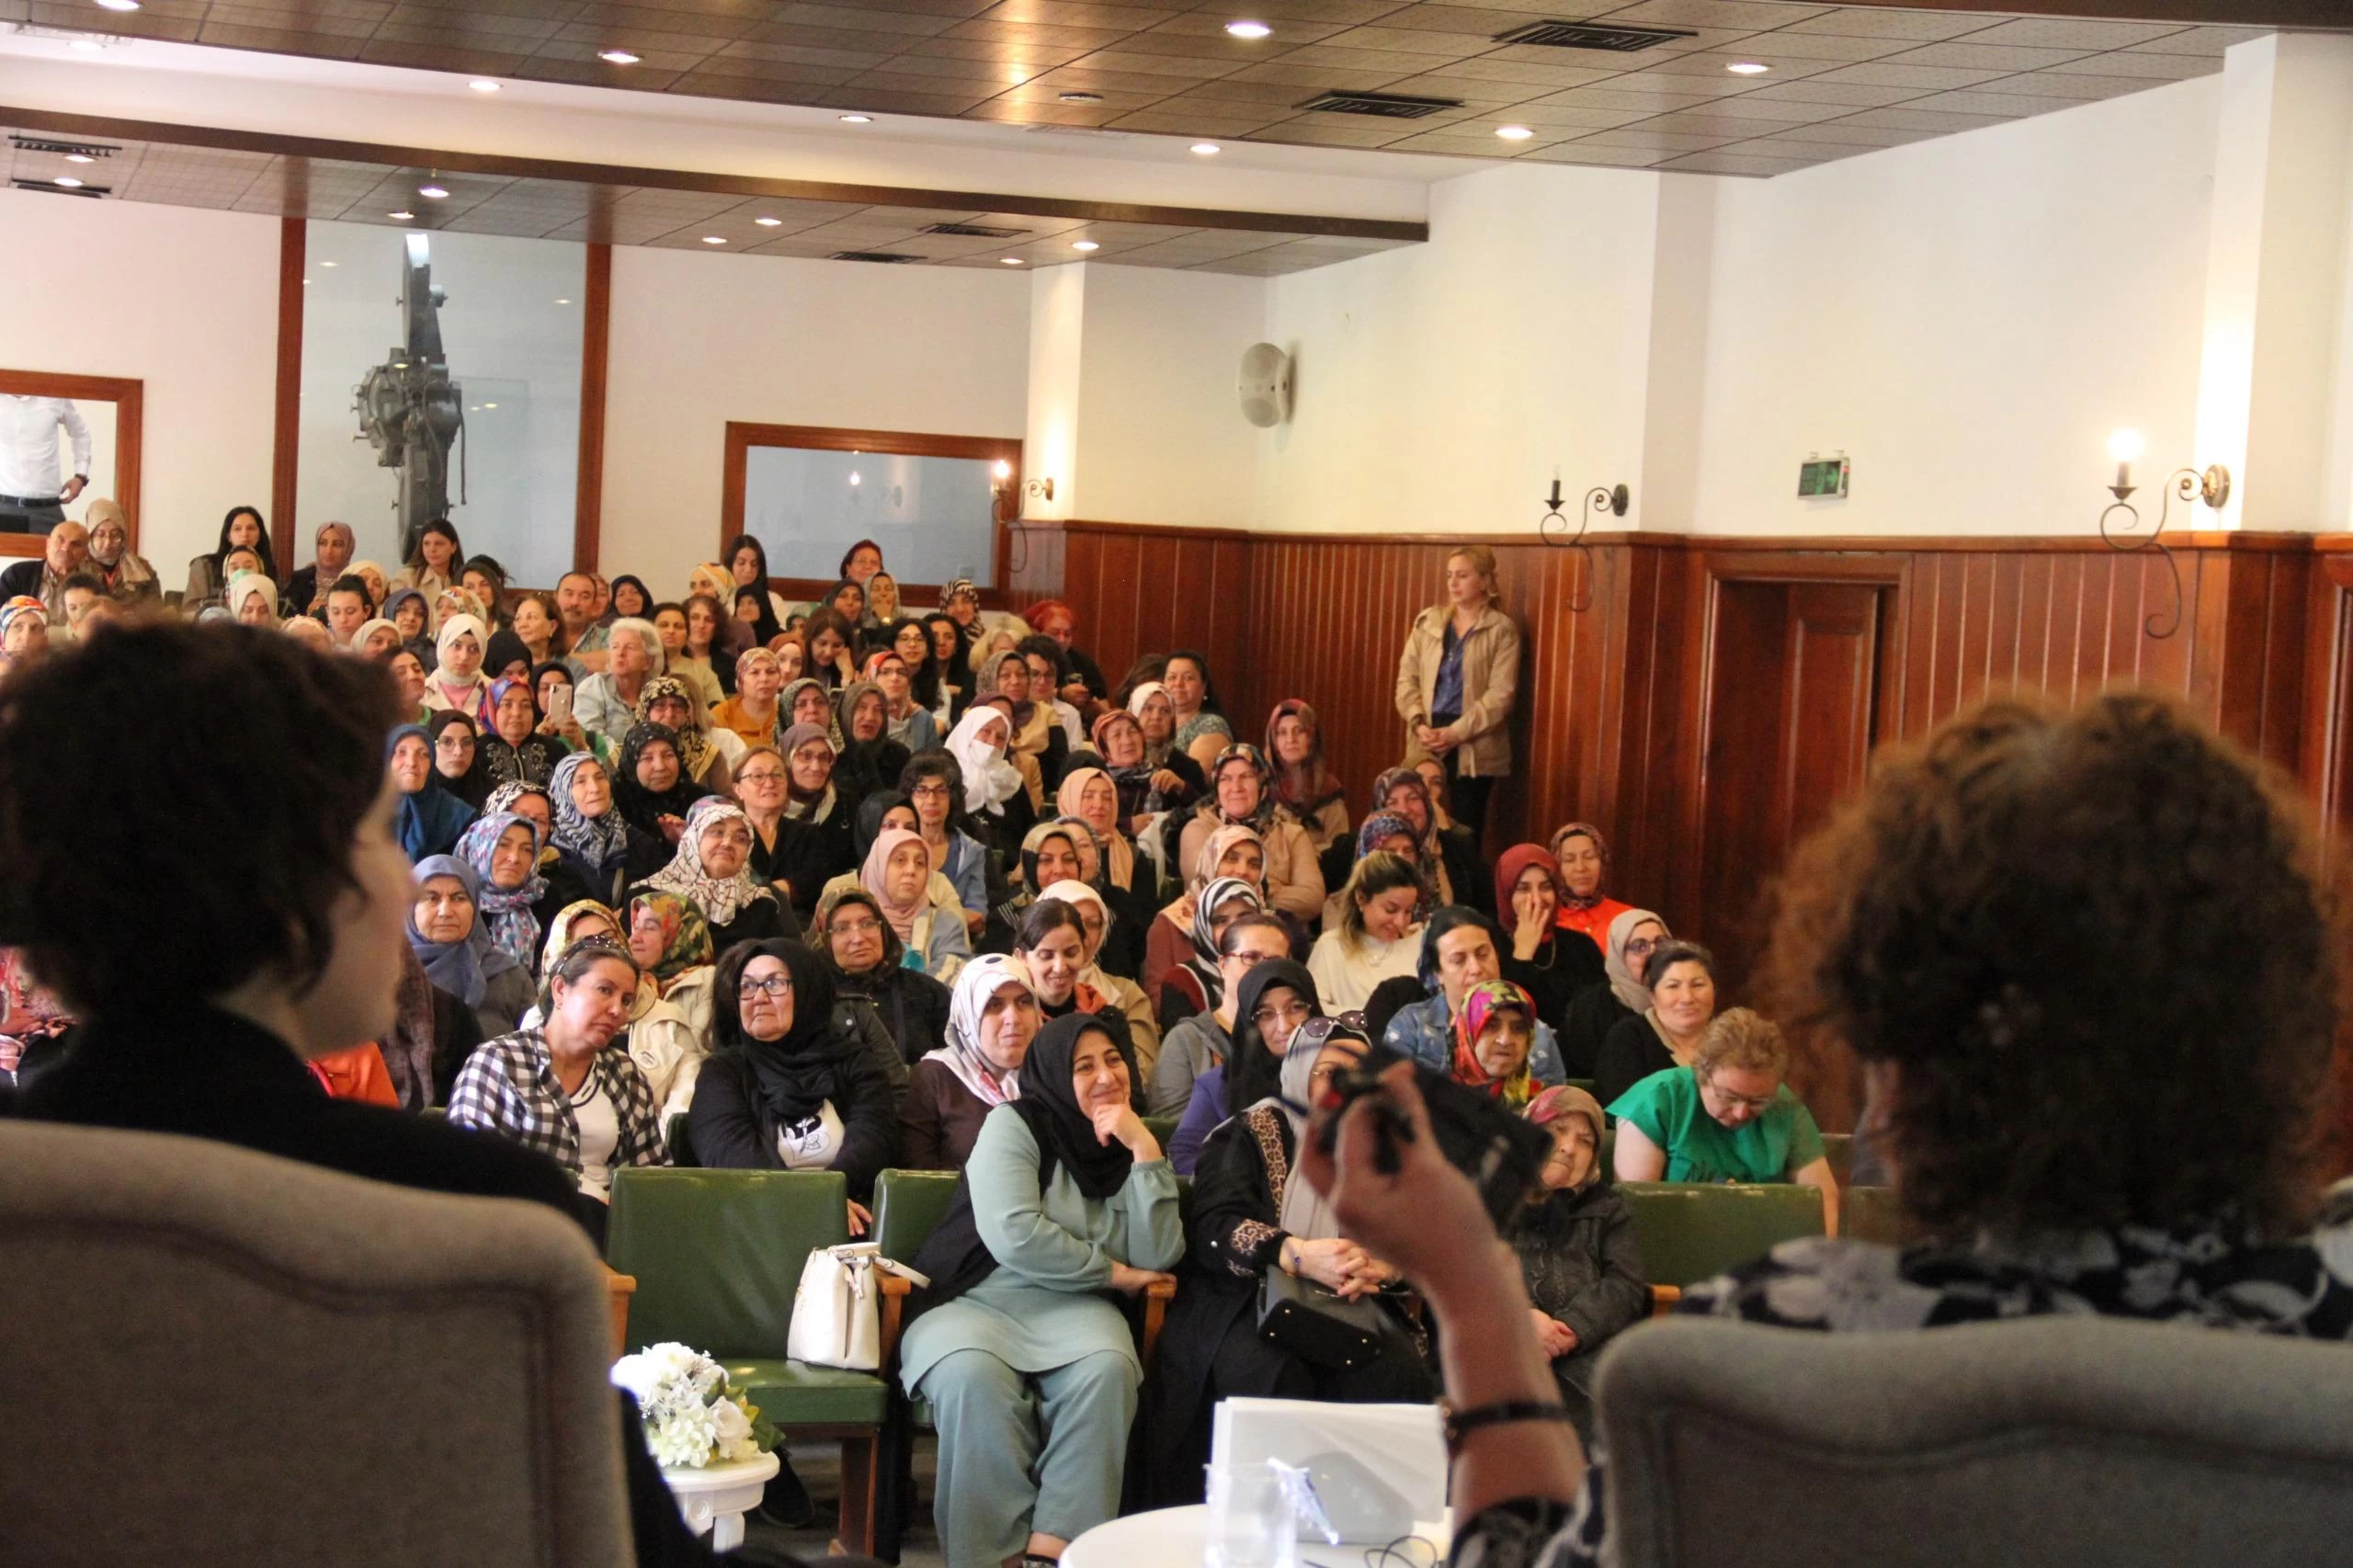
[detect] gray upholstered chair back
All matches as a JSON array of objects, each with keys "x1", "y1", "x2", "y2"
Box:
[
  {"x1": 1597, "y1": 1314, "x2": 2353, "y2": 1568},
  {"x1": 0, "y1": 1119, "x2": 632, "y2": 1568}
]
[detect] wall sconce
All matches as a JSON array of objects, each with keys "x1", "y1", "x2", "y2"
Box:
[
  {"x1": 1539, "y1": 471, "x2": 1627, "y2": 614},
  {"x1": 989, "y1": 459, "x2": 1031, "y2": 574},
  {"x1": 1026, "y1": 476, "x2": 1054, "y2": 505},
  {"x1": 2098, "y1": 428, "x2": 2230, "y2": 640}
]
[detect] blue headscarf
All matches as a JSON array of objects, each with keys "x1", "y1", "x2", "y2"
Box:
[
  {"x1": 389, "y1": 723, "x2": 475, "y2": 862},
  {"x1": 404, "y1": 854, "x2": 517, "y2": 1006}
]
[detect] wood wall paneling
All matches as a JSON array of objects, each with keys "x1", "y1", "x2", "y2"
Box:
[{"x1": 0, "y1": 369, "x2": 143, "y2": 561}]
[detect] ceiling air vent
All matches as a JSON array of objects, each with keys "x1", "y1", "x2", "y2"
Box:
[
  {"x1": 1293, "y1": 90, "x2": 1461, "y2": 119},
  {"x1": 10, "y1": 178, "x2": 106, "y2": 198},
  {"x1": 1491, "y1": 19, "x2": 1699, "y2": 51},
  {"x1": 924, "y1": 222, "x2": 1029, "y2": 239},
  {"x1": 832, "y1": 250, "x2": 926, "y2": 264},
  {"x1": 8, "y1": 133, "x2": 119, "y2": 159}
]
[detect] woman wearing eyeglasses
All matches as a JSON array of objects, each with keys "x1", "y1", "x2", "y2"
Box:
[
  {"x1": 1608, "y1": 1006, "x2": 1838, "y2": 1230},
  {"x1": 1168, "y1": 958, "x2": 1320, "y2": 1176},
  {"x1": 1559, "y1": 909, "x2": 1669, "y2": 1082}
]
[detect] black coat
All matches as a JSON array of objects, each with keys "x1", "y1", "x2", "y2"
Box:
[
  {"x1": 686, "y1": 1035, "x2": 903, "y2": 1201},
  {"x1": 1503, "y1": 932, "x2": 1606, "y2": 1046},
  {"x1": 1512, "y1": 1181, "x2": 1648, "y2": 1352},
  {"x1": 765, "y1": 808, "x2": 857, "y2": 923},
  {"x1": 1438, "y1": 824, "x2": 1490, "y2": 916},
  {"x1": 834, "y1": 962, "x2": 954, "y2": 1068},
  {"x1": 8, "y1": 1004, "x2": 728, "y2": 1568},
  {"x1": 555, "y1": 828, "x2": 670, "y2": 911},
  {"x1": 1594, "y1": 1011, "x2": 1677, "y2": 1108},
  {"x1": 1559, "y1": 984, "x2": 1634, "y2": 1082}
]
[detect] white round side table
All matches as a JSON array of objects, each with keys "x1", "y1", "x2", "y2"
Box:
[{"x1": 659, "y1": 1449, "x2": 780, "y2": 1551}]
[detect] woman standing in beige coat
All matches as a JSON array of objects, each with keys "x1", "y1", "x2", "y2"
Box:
[{"x1": 1393, "y1": 546, "x2": 1521, "y2": 844}]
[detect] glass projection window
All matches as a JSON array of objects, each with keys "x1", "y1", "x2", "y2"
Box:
[
  {"x1": 743, "y1": 447, "x2": 999, "y2": 588},
  {"x1": 296, "y1": 222, "x2": 583, "y2": 589}
]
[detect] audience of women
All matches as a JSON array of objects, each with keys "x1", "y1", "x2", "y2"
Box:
[
  {"x1": 477, "y1": 675, "x2": 570, "y2": 790},
  {"x1": 1495, "y1": 845, "x2": 1606, "y2": 1038},
  {"x1": 1372, "y1": 765, "x2": 1480, "y2": 914},
  {"x1": 1052, "y1": 764, "x2": 1152, "y2": 976},
  {"x1": 1177, "y1": 744, "x2": 1325, "y2": 926},
  {"x1": 902, "y1": 953, "x2": 1039, "y2": 1171},
  {"x1": 859, "y1": 822, "x2": 973, "y2": 980},
  {"x1": 1610, "y1": 1006, "x2": 1837, "y2": 1226},
  {"x1": 899, "y1": 751, "x2": 995, "y2": 934},
  {"x1": 635, "y1": 675, "x2": 739, "y2": 793},
  {"x1": 686, "y1": 939, "x2": 900, "y2": 1225},
  {"x1": 1147, "y1": 908, "x2": 1290, "y2": 1121},
  {"x1": 1264, "y1": 699, "x2": 1350, "y2": 859},
  {"x1": 619, "y1": 890, "x2": 719, "y2": 1120},
  {"x1": 1307, "y1": 850, "x2": 1427, "y2": 1013},
  {"x1": 631, "y1": 796, "x2": 792, "y2": 950},
  {"x1": 1392, "y1": 545, "x2": 1520, "y2": 843},
  {"x1": 1592, "y1": 937, "x2": 1717, "y2": 1107},
  {"x1": 815, "y1": 886, "x2": 953, "y2": 1068},
  {"x1": 1449, "y1": 978, "x2": 1544, "y2": 1108},
  {"x1": 903, "y1": 1012, "x2": 1181, "y2": 1568},
  {"x1": 1170, "y1": 957, "x2": 1319, "y2": 1175},
  {"x1": 1511, "y1": 1084, "x2": 1646, "y2": 1445},
  {"x1": 1145, "y1": 1017, "x2": 1427, "y2": 1504},
  {"x1": 612, "y1": 721, "x2": 711, "y2": 850},
  {"x1": 1382, "y1": 907, "x2": 1566, "y2": 1087}
]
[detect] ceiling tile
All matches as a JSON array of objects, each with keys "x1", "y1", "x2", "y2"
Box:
[
  {"x1": 1566, "y1": 125, "x2": 1746, "y2": 153},
  {"x1": 1586, "y1": 0, "x2": 1837, "y2": 31},
  {"x1": 1515, "y1": 142, "x2": 1668, "y2": 166},
  {"x1": 2042, "y1": 51, "x2": 2215, "y2": 82},
  {"x1": 1947, "y1": 17, "x2": 2190, "y2": 51},
  {"x1": 517, "y1": 55, "x2": 695, "y2": 86},
  {"x1": 1972, "y1": 71, "x2": 2160, "y2": 101},
  {"x1": 1756, "y1": 117, "x2": 1934, "y2": 146},
  {"x1": 1777, "y1": 7, "x2": 1986, "y2": 42},
  {"x1": 1531, "y1": 83, "x2": 1723, "y2": 112},
  {"x1": 1313, "y1": 25, "x2": 1514, "y2": 56},
  {"x1": 1176, "y1": 76, "x2": 1336, "y2": 105},
  {"x1": 1403, "y1": 54, "x2": 1635, "y2": 89},
  {"x1": 1736, "y1": 127, "x2": 1924, "y2": 153},
  {"x1": 1805, "y1": 61, "x2": 2013, "y2": 90},
  {"x1": 1634, "y1": 50, "x2": 1846, "y2": 81},
  {"x1": 199, "y1": 23, "x2": 371, "y2": 57},
  {"x1": 1483, "y1": 100, "x2": 1656, "y2": 129},
  {"x1": 1737, "y1": 76, "x2": 1921, "y2": 107},
  {"x1": 1654, "y1": 148, "x2": 1825, "y2": 174},
  {"x1": 2127, "y1": 26, "x2": 2267, "y2": 56},
  {"x1": 774, "y1": 3, "x2": 964, "y2": 36},
  {"x1": 1104, "y1": 107, "x2": 1284, "y2": 134},
  {"x1": 1874, "y1": 40, "x2": 2105, "y2": 72},
  {"x1": 1832, "y1": 104, "x2": 2016, "y2": 132},
  {"x1": 1246, "y1": 119, "x2": 1417, "y2": 147}
]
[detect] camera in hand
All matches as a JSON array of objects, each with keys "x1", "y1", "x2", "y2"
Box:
[{"x1": 1310, "y1": 1049, "x2": 1552, "y2": 1230}]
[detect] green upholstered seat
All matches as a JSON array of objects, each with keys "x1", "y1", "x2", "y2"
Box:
[
  {"x1": 1843, "y1": 1185, "x2": 1904, "y2": 1245},
  {"x1": 873, "y1": 1168, "x2": 961, "y2": 1270},
  {"x1": 1142, "y1": 1115, "x2": 1179, "y2": 1150},
  {"x1": 1820, "y1": 1131, "x2": 1853, "y2": 1187},
  {"x1": 606, "y1": 1167, "x2": 883, "y2": 1427},
  {"x1": 1618, "y1": 1181, "x2": 1827, "y2": 1288},
  {"x1": 663, "y1": 1112, "x2": 696, "y2": 1167}
]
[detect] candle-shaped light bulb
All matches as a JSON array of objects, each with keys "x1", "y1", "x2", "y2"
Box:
[{"x1": 2107, "y1": 428, "x2": 2144, "y2": 492}]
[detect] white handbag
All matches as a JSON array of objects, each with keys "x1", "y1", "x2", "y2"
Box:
[{"x1": 786, "y1": 1242, "x2": 927, "y2": 1371}]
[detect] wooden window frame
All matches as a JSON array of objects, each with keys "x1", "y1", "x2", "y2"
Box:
[{"x1": 0, "y1": 369, "x2": 142, "y2": 562}]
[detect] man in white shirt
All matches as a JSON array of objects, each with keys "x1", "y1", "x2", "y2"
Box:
[{"x1": 0, "y1": 397, "x2": 93, "y2": 535}]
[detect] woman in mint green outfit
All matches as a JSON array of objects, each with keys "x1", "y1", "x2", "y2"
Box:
[{"x1": 904, "y1": 1012, "x2": 1183, "y2": 1566}]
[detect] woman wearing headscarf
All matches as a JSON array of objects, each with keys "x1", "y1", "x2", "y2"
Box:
[
  {"x1": 943, "y1": 704, "x2": 1037, "y2": 857},
  {"x1": 455, "y1": 811, "x2": 548, "y2": 977},
  {"x1": 688, "y1": 938, "x2": 901, "y2": 1210},
  {"x1": 770, "y1": 721, "x2": 857, "y2": 923},
  {"x1": 921, "y1": 612, "x2": 968, "y2": 723},
  {"x1": 631, "y1": 673, "x2": 741, "y2": 795},
  {"x1": 901, "y1": 1011, "x2": 1182, "y2": 1568},
  {"x1": 1143, "y1": 830, "x2": 1268, "y2": 1027},
  {"x1": 425, "y1": 709, "x2": 494, "y2": 812},
  {"x1": 407, "y1": 854, "x2": 536, "y2": 1039},
  {"x1": 1168, "y1": 957, "x2": 1319, "y2": 1175},
  {"x1": 382, "y1": 587, "x2": 435, "y2": 667},
  {"x1": 1495, "y1": 844, "x2": 1607, "y2": 1040},
  {"x1": 814, "y1": 885, "x2": 954, "y2": 1071},
  {"x1": 423, "y1": 613, "x2": 496, "y2": 727},
  {"x1": 1265, "y1": 699, "x2": 1349, "y2": 856},
  {"x1": 620, "y1": 888, "x2": 720, "y2": 1121},
  {"x1": 976, "y1": 649, "x2": 1055, "y2": 808},
  {"x1": 835, "y1": 677, "x2": 911, "y2": 816},
  {"x1": 903, "y1": 952, "x2": 1040, "y2": 1171},
  {"x1": 224, "y1": 571, "x2": 279, "y2": 629},
  {"x1": 1451, "y1": 978, "x2": 1542, "y2": 1108},
  {"x1": 1177, "y1": 744, "x2": 1324, "y2": 927},
  {"x1": 1514, "y1": 1085, "x2": 1646, "y2": 1445},
  {"x1": 0, "y1": 597, "x2": 48, "y2": 678},
  {"x1": 1142, "y1": 1019, "x2": 1427, "y2": 1504},
  {"x1": 632, "y1": 796, "x2": 793, "y2": 951},
  {"x1": 611, "y1": 720, "x2": 712, "y2": 846},
  {"x1": 857, "y1": 820, "x2": 973, "y2": 982},
  {"x1": 353, "y1": 616, "x2": 404, "y2": 660},
  {"x1": 1372, "y1": 765, "x2": 1477, "y2": 914},
  {"x1": 1033, "y1": 880, "x2": 1159, "y2": 1090},
  {"x1": 480, "y1": 674, "x2": 570, "y2": 790},
  {"x1": 1549, "y1": 821, "x2": 1634, "y2": 949},
  {"x1": 83, "y1": 500, "x2": 157, "y2": 602},
  {"x1": 1054, "y1": 765, "x2": 1153, "y2": 979},
  {"x1": 546, "y1": 752, "x2": 667, "y2": 905},
  {"x1": 1560, "y1": 907, "x2": 1669, "y2": 1080},
  {"x1": 388, "y1": 722, "x2": 475, "y2": 861}
]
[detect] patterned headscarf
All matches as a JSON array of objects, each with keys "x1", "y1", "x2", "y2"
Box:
[
  {"x1": 540, "y1": 898, "x2": 620, "y2": 975},
  {"x1": 547, "y1": 751, "x2": 628, "y2": 873},
  {"x1": 1452, "y1": 979, "x2": 1538, "y2": 1108},
  {"x1": 633, "y1": 674, "x2": 712, "y2": 778},
  {"x1": 1204, "y1": 743, "x2": 1279, "y2": 835},
  {"x1": 454, "y1": 812, "x2": 547, "y2": 973},
  {"x1": 937, "y1": 952, "x2": 1033, "y2": 1107},
  {"x1": 1551, "y1": 822, "x2": 1612, "y2": 912},
  {"x1": 779, "y1": 676, "x2": 845, "y2": 751},
  {"x1": 626, "y1": 889, "x2": 714, "y2": 993},
  {"x1": 1525, "y1": 1085, "x2": 1608, "y2": 1194},
  {"x1": 638, "y1": 796, "x2": 775, "y2": 927},
  {"x1": 1188, "y1": 875, "x2": 1265, "y2": 1011}
]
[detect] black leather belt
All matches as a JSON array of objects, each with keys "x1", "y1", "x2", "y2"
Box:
[{"x1": 0, "y1": 494, "x2": 61, "y2": 507}]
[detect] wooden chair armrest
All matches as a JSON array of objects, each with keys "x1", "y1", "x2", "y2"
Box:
[
  {"x1": 1649, "y1": 1284, "x2": 1681, "y2": 1320},
  {"x1": 601, "y1": 1265, "x2": 638, "y2": 1358},
  {"x1": 878, "y1": 1273, "x2": 913, "y2": 1367},
  {"x1": 1142, "y1": 1278, "x2": 1177, "y2": 1366}
]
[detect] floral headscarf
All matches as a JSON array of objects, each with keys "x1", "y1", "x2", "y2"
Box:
[
  {"x1": 638, "y1": 797, "x2": 776, "y2": 927},
  {"x1": 626, "y1": 889, "x2": 714, "y2": 992},
  {"x1": 547, "y1": 752, "x2": 629, "y2": 874},
  {"x1": 1550, "y1": 822, "x2": 1612, "y2": 912},
  {"x1": 1203, "y1": 743, "x2": 1279, "y2": 835},
  {"x1": 1453, "y1": 979, "x2": 1538, "y2": 1108},
  {"x1": 633, "y1": 674, "x2": 713, "y2": 778},
  {"x1": 454, "y1": 812, "x2": 547, "y2": 973},
  {"x1": 1525, "y1": 1085, "x2": 1608, "y2": 1194},
  {"x1": 778, "y1": 676, "x2": 845, "y2": 751},
  {"x1": 612, "y1": 720, "x2": 710, "y2": 836},
  {"x1": 540, "y1": 898, "x2": 620, "y2": 975}
]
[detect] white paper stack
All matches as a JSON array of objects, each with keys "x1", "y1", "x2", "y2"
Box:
[{"x1": 1210, "y1": 1399, "x2": 1448, "y2": 1545}]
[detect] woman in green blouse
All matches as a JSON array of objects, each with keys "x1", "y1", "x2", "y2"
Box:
[
  {"x1": 1608, "y1": 1006, "x2": 1841, "y2": 1234},
  {"x1": 903, "y1": 1013, "x2": 1184, "y2": 1566}
]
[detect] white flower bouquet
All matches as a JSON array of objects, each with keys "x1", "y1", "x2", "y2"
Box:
[{"x1": 609, "y1": 1342, "x2": 779, "y2": 1470}]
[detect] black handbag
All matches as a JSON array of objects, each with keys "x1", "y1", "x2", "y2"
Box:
[{"x1": 1256, "y1": 1266, "x2": 1386, "y2": 1369}]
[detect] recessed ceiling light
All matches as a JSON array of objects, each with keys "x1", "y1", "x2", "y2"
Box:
[
  {"x1": 1072, "y1": 240, "x2": 1099, "y2": 252},
  {"x1": 1495, "y1": 124, "x2": 1535, "y2": 141},
  {"x1": 1191, "y1": 142, "x2": 1221, "y2": 155},
  {"x1": 756, "y1": 216, "x2": 783, "y2": 226},
  {"x1": 321, "y1": 260, "x2": 337, "y2": 267},
  {"x1": 838, "y1": 113, "x2": 871, "y2": 123},
  {"x1": 1224, "y1": 19, "x2": 1272, "y2": 38},
  {"x1": 1000, "y1": 256, "x2": 1024, "y2": 265},
  {"x1": 69, "y1": 40, "x2": 104, "y2": 52},
  {"x1": 701, "y1": 235, "x2": 726, "y2": 244},
  {"x1": 1725, "y1": 61, "x2": 1770, "y2": 74},
  {"x1": 1058, "y1": 91, "x2": 1104, "y2": 103},
  {"x1": 597, "y1": 49, "x2": 641, "y2": 63},
  {"x1": 64, "y1": 153, "x2": 94, "y2": 164},
  {"x1": 468, "y1": 79, "x2": 501, "y2": 93},
  {"x1": 418, "y1": 185, "x2": 448, "y2": 199},
  {"x1": 95, "y1": 0, "x2": 140, "y2": 11},
  {"x1": 555, "y1": 298, "x2": 572, "y2": 304},
  {"x1": 389, "y1": 210, "x2": 415, "y2": 220},
  {"x1": 483, "y1": 402, "x2": 497, "y2": 409},
  {"x1": 52, "y1": 176, "x2": 83, "y2": 187}
]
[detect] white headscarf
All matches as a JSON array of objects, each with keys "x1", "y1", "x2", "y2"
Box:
[
  {"x1": 945, "y1": 706, "x2": 1024, "y2": 815},
  {"x1": 224, "y1": 571, "x2": 278, "y2": 625},
  {"x1": 926, "y1": 952, "x2": 1035, "y2": 1107}
]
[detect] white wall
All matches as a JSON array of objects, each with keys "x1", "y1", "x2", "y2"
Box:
[
  {"x1": 0, "y1": 187, "x2": 278, "y2": 568},
  {"x1": 601, "y1": 246, "x2": 1029, "y2": 593},
  {"x1": 1691, "y1": 77, "x2": 2222, "y2": 536},
  {"x1": 1255, "y1": 161, "x2": 1665, "y2": 536}
]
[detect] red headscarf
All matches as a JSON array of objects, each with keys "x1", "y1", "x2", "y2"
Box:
[{"x1": 1494, "y1": 844, "x2": 1564, "y2": 939}]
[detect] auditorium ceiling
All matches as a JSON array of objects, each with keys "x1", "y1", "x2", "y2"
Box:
[{"x1": 11, "y1": 0, "x2": 2287, "y2": 179}]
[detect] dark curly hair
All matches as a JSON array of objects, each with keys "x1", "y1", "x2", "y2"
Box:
[
  {"x1": 0, "y1": 619, "x2": 398, "y2": 1016},
  {"x1": 1759, "y1": 691, "x2": 2338, "y2": 1243}
]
